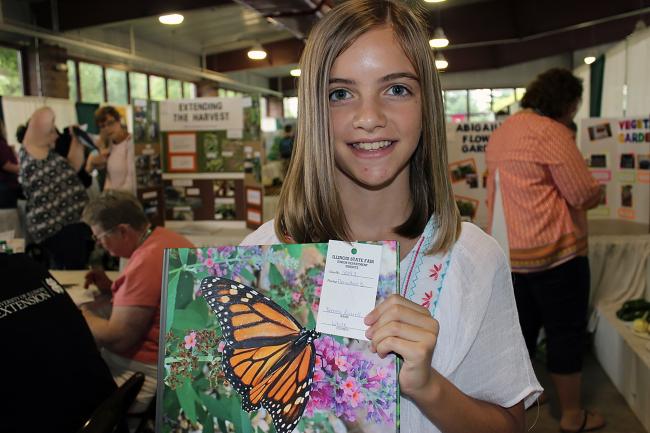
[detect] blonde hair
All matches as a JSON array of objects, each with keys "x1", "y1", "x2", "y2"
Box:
[{"x1": 275, "y1": 0, "x2": 461, "y2": 253}]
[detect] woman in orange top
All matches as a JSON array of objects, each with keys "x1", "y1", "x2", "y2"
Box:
[{"x1": 486, "y1": 68, "x2": 604, "y2": 433}]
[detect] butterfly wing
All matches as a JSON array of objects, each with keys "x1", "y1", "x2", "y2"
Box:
[
  {"x1": 201, "y1": 276, "x2": 303, "y2": 349},
  {"x1": 249, "y1": 341, "x2": 317, "y2": 433},
  {"x1": 201, "y1": 276, "x2": 316, "y2": 418}
]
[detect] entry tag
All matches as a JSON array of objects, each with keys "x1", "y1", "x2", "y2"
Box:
[{"x1": 316, "y1": 240, "x2": 382, "y2": 340}]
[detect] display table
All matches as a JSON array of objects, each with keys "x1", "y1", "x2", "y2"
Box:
[
  {"x1": 594, "y1": 304, "x2": 650, "y2": 432},
  {"x1": 49, "y1": 270, "x2": 119, "y2": 306},
  {"x1": 588, "y1": 220, "x2": 650, "y2": 309}
]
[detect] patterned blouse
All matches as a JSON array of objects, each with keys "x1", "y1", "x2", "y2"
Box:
[{"x1": 19, "y1": 149, "x2": 88, "y2": 244}]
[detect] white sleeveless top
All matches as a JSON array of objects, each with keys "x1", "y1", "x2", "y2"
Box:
[{"x1": 241, "y1": 219, "x2": 542, "y2": 433}]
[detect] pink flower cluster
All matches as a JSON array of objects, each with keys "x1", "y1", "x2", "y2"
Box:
[{"x1": 306, "y1": 336, "x2": 395, "y2": 425}]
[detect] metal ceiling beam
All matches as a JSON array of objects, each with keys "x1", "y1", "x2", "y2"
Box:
[
  {"x1": 0, "y1": 20, "x2": 282, "y2": 96},
  {"x1": 56, "y1": 0, "x2": 231, "y2": 31}
]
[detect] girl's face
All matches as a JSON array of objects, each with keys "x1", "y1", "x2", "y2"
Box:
[{"x1": 329, "y1": 25, "x2": 422, "y2": 190}]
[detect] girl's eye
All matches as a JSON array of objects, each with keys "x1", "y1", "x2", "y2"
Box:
[
  {"x1": 386, "y1": 85, "x2": 411, "y2": 97},
  {"x1": 329, "y1": 89, "x2": 352, "y2": 102}
]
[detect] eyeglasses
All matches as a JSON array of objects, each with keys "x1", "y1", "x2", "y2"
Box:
[
  {"x1": 98, "y1": 119, "x2": 118, "y2": 129},
  {"x1": 92, "y1": 227, "x2": 116, "y2": 242}
]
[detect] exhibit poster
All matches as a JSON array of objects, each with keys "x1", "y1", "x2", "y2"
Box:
[
  {"x1": 580, "y1": 117, "x2": 650, "y2": 224},
  {"x1": 446, "y1": 122, "x2": 500, "y2": 230},
  {"x1": 133, "y1": 100, "x2": 165, "y2": 226},
  {"x1": 158, "y1": 242, "x2": 400, "y2": 433}
]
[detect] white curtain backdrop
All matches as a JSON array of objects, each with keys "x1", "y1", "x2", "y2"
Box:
[
  {"x1": 601, "y1": 41, "x2": 626, "y2": 117},
  {"x1": 626, "y1": 27, "x2": 650, "y2": 116},
  {"x1": 2, "y1": 96, "x2": 78, "y2": 148},
  {"x1": 574, "y1": 64, "x2": 591, "y2": 121}
]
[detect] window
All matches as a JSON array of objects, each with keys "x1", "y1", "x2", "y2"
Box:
[
  {"x1": 491, "y1": 88, "x2": 515, "y2": 114},
  {"x1": 469, "y1": 89, "x2": 493, "y2": 121},
  {"x1": 283, "y1": 96, "x2": 298, "y2": 119},
  {"x1": 183, "y1": 81, "x2": 196, "y2": 98},
  {"x1": 516, "y1": 87, "x2": 526, "y2": 101},
  {"x1": 444, "y1": 90, "x2": 468, "y2": 123},
  {"x1": 0, "y1": 46, "x2": 23, "y2": 96},
  {"x1": 106, "y1": 68, "x2": 128, "y2": 104},
  {"x1": 129, "y1": 72, "x2": 148, "y2": 101},
  {"x1": 149, "y1": 75, "x2": 166, "y2": 101},
  {"x1": 167, "y1": 79, "x2": 182, "y2": 99},
  {"x1": 79, "y1": 62, "x2": 104, "y2": 103},
  {"x1": 67, "y1": 60, "x2": 77, "y2": 101}
]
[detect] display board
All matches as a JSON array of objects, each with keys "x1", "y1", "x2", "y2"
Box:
[
  {"x1": 160, "y1": 97, "x2": 263, "y2": 224},
  {"x1": 133, "y1": 100, "x2": 165, "y2": 226},
  {"x1": 446, "y1": 122, "x2": 500, "y2": 230},
  {"x1": 163, "y1": 175, "x2": 246, "y2": 222},
  {"x1": 580, "y1": 117, "x2": 650, "y2": 225}
]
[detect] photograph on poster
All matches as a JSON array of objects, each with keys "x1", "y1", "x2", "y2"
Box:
[
  {"x1": 213, "y1": 179, "x2": 237, "y2": 197},
  {"x1": 449, "y1": 159, "x2": 478, "y2": 183},
  {"x1": 465, "y1": 173, "x2": 479, "y2": 189},
  {"x1": 214, "y1": 198, "x2": 236, "y2": 220},
  {"x1": 638, "y1": 154, "x2": 650, "y2": 170},
  {"x1": 588, "y1": 123, "x2": 612, "y2": 141},
  {"x1": 588, "y1": 154, "x2": 608, "y2": 168},
  {"x1": 621, "y1": 185, "x2": 633, "y2": 208},
  {"x1": 165, "y1": 185, "x2": 202, "y2": 210},
  {"x1": 620, "y1": 153, "x2": 636, "y2": 169},
  {"x1": 455, "y1": 195, "x2": 479, "y2": 220}
]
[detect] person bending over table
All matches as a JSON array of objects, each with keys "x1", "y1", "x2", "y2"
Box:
[{"x1": 80, "y1": 190, "x2": 194, "y2": 412}]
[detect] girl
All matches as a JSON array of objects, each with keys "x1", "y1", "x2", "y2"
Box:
[{"x1": 242, "y1": 1, "x2": 542, "y2": 432}]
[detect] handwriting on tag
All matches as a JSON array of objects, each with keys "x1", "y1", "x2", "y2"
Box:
[{"x1": 316, "y1": 240, "x2": 382, "y2": 340}]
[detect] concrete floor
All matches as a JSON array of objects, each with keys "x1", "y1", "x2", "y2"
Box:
[{"x1": 526, "y1": 351, "x2": 646, "y2": 433}]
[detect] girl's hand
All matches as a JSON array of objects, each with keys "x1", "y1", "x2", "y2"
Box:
[{"x1": 365, "y1": 294, "x2": 439, "y2": 398}]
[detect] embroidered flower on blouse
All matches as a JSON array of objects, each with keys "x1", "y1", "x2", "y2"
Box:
[
  {"x1": 421, "y1": 291, "x2": 433, "y2": 309},
  {"x1": 429, "y1": 263, "x2": 442, "y2": 280}
]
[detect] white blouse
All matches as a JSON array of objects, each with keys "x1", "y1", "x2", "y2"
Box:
[
  {"x1": 104, "y1": 135, "x2": 135, "y2": 194},
  {"x1": 241, "y1": 220, "x2": 542, "y2": 433}
]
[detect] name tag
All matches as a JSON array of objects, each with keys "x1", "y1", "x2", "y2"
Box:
[{"x1": 316, "y1": 240, "x2": 382, "y2": 340}]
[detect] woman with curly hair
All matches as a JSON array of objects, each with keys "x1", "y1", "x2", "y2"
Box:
[{"x1": 486, "y1": 68, "x2": 605, "y2": 433}]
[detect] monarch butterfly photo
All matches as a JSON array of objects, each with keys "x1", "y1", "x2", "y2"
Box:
[{"x1": 201, "y1": 276, "x2": 320, "y2": 433}]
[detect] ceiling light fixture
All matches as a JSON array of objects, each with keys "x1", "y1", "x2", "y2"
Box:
[
  {"x1": 424, "y1": 0, "x2": 446, "y2": 2},
  {"x1": 434, "y1": 52, "x2": 448, "y2": 70},
  {"x1": 583, "y1": 56, "x2": 596, "y2": 65},
  {"x1": 290, "y1": 68, "x2": 301, "y2": 77},
  {"x1": 429, "y1": 27, "x2": 449, "y2": 48},
  {"x1": 247, "y1": 45, "x2": 268, "y2": 60},
  {"x1": 159, "y1": 14, "x2": 184, "y2": 25}
]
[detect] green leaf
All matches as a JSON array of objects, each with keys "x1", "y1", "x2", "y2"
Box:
[
  {"x1": 286, "y1": 244, "x2": 304, "y2": 260},
  {"x1": 173, "y1": 309, "x2": 207, "y2": 331},
  {"x1": 179, "y1": 248, "x2": 189, "y2": 266},
  {"x1": 176, "y1": 271, "x2": 196, "y2": 309},
  {"x1": 199, "y1": 394, "x2": 234, "y2": 421},
  {"x1": 239, "y1": 267, "x2": 255, "y2": 283},
  {"x1": 177, "y1": 379, "x2": 199, "y2": 423},
  {"x1": 203, "y1": 413, "x2": 214, "y2": 433},
  {"x1": 186, "y1": 297, "x2": 210, "y2": 325},
  {"x1": 268, "y1": 264, "x2": 284, "y2": 286},
  {"x1": 165, "y1": 272, "x2": 180, "y2": 333},
  {"x1": 307, "y1": 309, "x2": 316, "y2": 329}
]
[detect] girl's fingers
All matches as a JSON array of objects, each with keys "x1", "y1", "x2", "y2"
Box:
[
  {"x1": 366, "y1": 303, "x2": 434, "y2": 338},
  {"x1": 365, "y1": 294, "x2": 429, "y2": 325},
  {"x1": 370, "y1": 320, "x2": 435, "y2": 349},
  {"x1": 373, "y1": 332, "x2": 432, "y2": 361}
]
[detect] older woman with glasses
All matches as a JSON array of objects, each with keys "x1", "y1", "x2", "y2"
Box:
[{"x1": 81, "y1": 190, "x2": 194, "y2": 412}]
